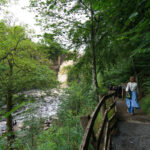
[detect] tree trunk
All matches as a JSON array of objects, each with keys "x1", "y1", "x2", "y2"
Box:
[
  {"x1": 90, "y1": 3, "x2": 99, "y2": 102},
  {"x1": 6, "y1": 60, "x2": 14, "y2": 150},
  {"x1": 90, "y1": 2, "x2": 106, "y2": 118},
  {"x1": 6, "y1": 93, "x2": 14, "y2": 150}
]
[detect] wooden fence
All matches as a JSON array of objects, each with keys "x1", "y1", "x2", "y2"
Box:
[{"x1": 79, "y1": 92, "x2": 117, "y2": 150}]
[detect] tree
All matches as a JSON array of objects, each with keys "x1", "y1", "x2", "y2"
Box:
[
  {"x1": 40, "y1": 33, "x2": 67, "y2": 62},
  {"x1": 0, "y1": 22, "x2": 58, "y2": 149},
  {"x1": 30, "y1": 0, "x2": 107, "y2": 101}
]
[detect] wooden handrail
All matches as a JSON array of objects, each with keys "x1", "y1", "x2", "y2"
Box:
[
  {"x1": 79, "y1": 92, "x2": 116, "y2": 150},
  {"x1": 97, "y1": 102, "x2": 116, "y2": 149}
]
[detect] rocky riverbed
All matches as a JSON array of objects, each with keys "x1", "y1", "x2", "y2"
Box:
[{"x1": 0, "y1": 89, "x2": 60, "y2": 136}]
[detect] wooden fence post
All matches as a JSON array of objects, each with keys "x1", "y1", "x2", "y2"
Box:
[{"x1": 80, "y1": 115, "x2": 97, "y2": 149}]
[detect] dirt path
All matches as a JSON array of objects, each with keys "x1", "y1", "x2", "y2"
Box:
[{"x1": 111, "y1": 100, "x2": 150, "y2": 150}]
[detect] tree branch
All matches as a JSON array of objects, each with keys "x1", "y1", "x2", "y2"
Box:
[
  {"x1": 0, "y1": 37, "x2": 25, "y2": 62},
  {"x1": 0, "y1": 52, "x2": 11, "y2": 62},
  {"x1": 96, "y1": 32, "x2": 108, "y2": 47},
  {"x1": 79, "y1": 0, "x2": 91, "y2": 11}
]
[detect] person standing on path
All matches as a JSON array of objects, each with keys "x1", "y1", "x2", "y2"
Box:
[{"x1": 126, "y1": 76, "x2": 140, "y2": 115}]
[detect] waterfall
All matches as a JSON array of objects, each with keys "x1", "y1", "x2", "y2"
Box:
[{"x1": 58, "y1": 60, "x2": 73, "y2": 88}]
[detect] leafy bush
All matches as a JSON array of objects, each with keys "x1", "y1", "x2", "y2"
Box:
[{"x1": 140, "y1": 94, "x2": 150, "y2": 115}]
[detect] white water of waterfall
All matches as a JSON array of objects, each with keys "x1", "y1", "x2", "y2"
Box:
[{"x1": 58, "y1": 60, "x2": 73, "y2": 88}]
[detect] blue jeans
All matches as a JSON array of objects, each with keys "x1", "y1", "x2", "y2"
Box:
[{"x1": 128, "y1": 106, "x2": 134, "y2": 114}]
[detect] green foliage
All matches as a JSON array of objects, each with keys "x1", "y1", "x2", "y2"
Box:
[
  {"x1": 36, "y1": 120, "x2": 83, "y2": 150},
  {"x1": 40, "y1": 33, "x2": 67, "y2": 62},
  {"x1": 97, "y1": 73, "x2": 108, "y2": 95},
  {"x1": 68, "y1": 51, "x2": 92, "y2": 85},
  {"x1": 14, "y1": 116, "x2": 45, "y2": 150},
  {"x1": 93, "y1": 0, "x2": 150, "y2": 94},
  {"x1": 103, "y1": 60, "x2": 132, "y2": 86},
  {"x1": 140, "y1": 94, "x2": 150, "y2": 115},
  {"x1": 58, "y1": 82, "x2": 96, "y2": 120},
  {"x1": 0, "y1": 21, "x2": 58, "y2": 148},
  {"x1": 0, "y1": 21, "x2": 58, "y2": 96}
]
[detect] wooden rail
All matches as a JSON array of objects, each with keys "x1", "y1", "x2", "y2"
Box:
[{"x1": 79, "y1": 93, "x2": 117, "y2": 150}]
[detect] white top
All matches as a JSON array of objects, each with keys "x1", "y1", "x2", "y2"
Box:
[{"x1": 126, "y1": 82, "x2": 137, "y2": 92}]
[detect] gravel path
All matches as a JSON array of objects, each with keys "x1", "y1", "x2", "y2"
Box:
[{"x1": 111, "y1": 100, "x2": 150, "y2": 150}]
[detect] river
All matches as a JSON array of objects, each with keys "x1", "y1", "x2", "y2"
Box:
[{"x1": 0, "y1": 89, "x2": 60, "y2": 136}]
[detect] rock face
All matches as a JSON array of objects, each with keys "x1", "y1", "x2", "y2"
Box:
[{"x1": 111, "y1": 121, "x2": 150, "y2": 150}]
